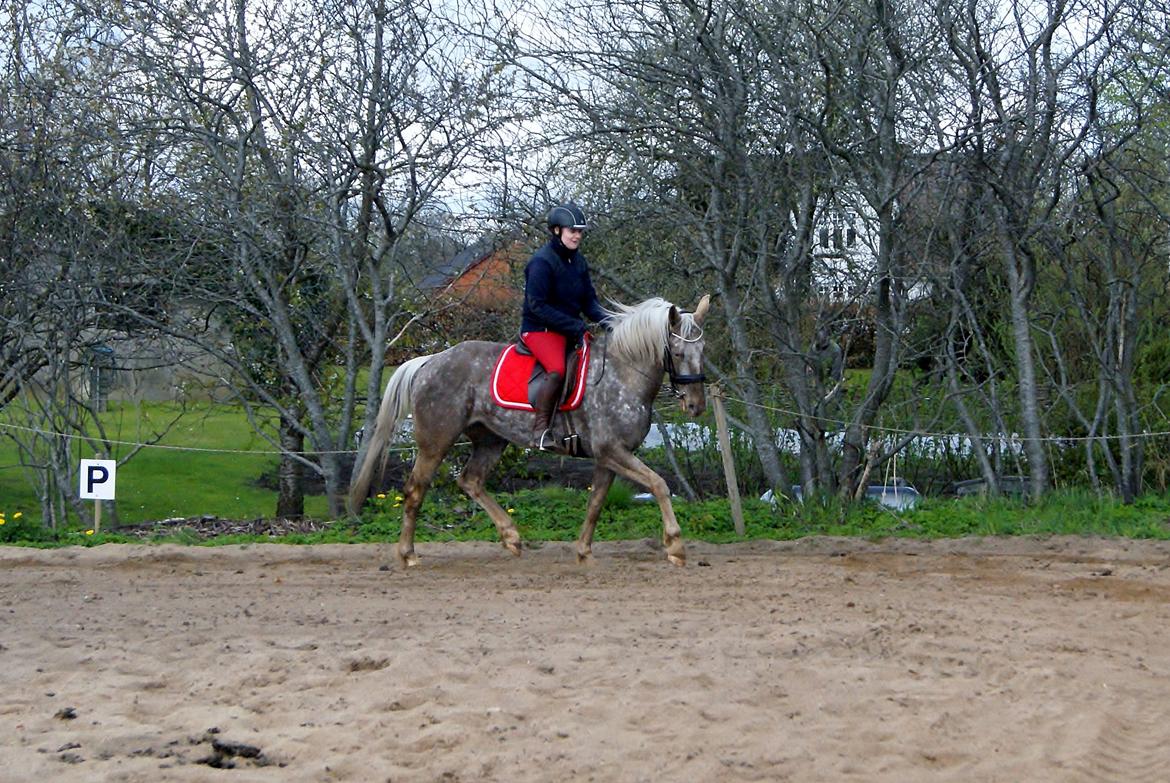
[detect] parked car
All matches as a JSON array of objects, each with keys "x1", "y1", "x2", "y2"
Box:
[
  {"x1": 761, "y1": 480, "x2": 921, "y2": 510},
  {"x1": 950, "y1": 476, "x2": 1027, "y2": 497}
]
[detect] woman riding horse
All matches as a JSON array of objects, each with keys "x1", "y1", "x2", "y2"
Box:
[
  {"x1": 348, "y1": 292, "x2": 711, "y2": 568},
  {"x1": 521, "y1": 202, "x2": 609, "y2": 451}
]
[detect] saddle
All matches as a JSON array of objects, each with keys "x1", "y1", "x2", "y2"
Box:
[{"x1": 490, "y1": 333, "x2": 591, "y2": 412}]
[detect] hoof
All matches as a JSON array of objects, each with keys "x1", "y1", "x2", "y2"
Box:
[
  {"x1": 396, "y1": 544, "x2": 420, "y2": 568},
  {"x1": 575, "y1": 549, "x2": 594, "y2": 565},
  {"x1": 504, "y1": 541, "x2": 522, "y2": 557},
  {"x1": 667, "y1": 553, "x2": 686, "y2": 567}
]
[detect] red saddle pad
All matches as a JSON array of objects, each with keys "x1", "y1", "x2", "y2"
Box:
[{"x1": 490, "y1": 337, "x2": 591, "y2": 411}]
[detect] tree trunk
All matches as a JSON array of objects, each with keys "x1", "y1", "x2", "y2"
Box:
[
  {"x1": 717, "y1": 280, "x2": 790, "y2": 494},
  {"x1": 1003, "y1": 240, "x2": 1049, "y2": 500},
  {"x1": 276, "y1": 414, "x2": 305, "y2": 519}
]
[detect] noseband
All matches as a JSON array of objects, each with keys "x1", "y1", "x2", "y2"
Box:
[{"x1": 664, "y1": 328, "x2": 705, "y2": 398}]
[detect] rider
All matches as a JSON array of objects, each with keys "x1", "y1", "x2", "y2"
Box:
[{"x1": 521, "y1": 201, "x2": 609, "y2": 451}]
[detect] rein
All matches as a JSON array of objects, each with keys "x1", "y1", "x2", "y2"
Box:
[{"x1": 594, "y1": 331, "x2": 609, "y2": 386}]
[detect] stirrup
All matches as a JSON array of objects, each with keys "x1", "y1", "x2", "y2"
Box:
[{"x1": 536, "y1": 429, "x2": 578, "y2": 454}]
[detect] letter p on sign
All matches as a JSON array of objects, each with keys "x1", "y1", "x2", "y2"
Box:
[{"x1": 80, "y1": 459, "x2": 117, "y2": 500}]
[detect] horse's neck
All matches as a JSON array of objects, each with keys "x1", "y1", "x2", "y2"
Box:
[{"x1": 604, "y1": 348, "x2": 664, "y2": 402}]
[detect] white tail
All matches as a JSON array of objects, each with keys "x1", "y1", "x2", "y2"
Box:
[{"x1": 347, "y1": 355, "x2": 434, "y2": 514}]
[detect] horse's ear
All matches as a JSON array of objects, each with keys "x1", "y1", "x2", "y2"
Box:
[
  {"x1": 693, "y1": 294, "x2": 711, "y2": 325},
  {"x1": 669, "y1": 304, "x2": 681, "y2": 329}
]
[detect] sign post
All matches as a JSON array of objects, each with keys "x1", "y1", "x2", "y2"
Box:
[{"x1": 79, "y1": 458, "x2": 117, "y2": 533}]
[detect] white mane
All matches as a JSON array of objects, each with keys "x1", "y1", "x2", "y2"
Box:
[{"x1": 604, "y1": 298, "x2": 700, "y2": 367}]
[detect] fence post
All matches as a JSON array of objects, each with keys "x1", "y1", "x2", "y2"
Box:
[
  {"x1": 94, "y1": 451, "x2": 104, "y2": 534},
  {"x1": 711, "y1": 385, "x2": 745, "y2": 536}
]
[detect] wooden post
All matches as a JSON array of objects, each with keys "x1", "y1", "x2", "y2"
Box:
[
  {"x1": 711, "y1": 385, "x2": 745, "y2": 536},
  {"x1": 94, "y1": 451, "x2": 103, "y2": 534}
]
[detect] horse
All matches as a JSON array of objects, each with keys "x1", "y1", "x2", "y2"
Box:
[{"x1": 348, "y1": 295, "x2": 710, "y2": 567}]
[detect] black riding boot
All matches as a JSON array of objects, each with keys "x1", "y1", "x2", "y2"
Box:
[{"x1": 531, "y1": 372, "x2": 564, "y2": 451}]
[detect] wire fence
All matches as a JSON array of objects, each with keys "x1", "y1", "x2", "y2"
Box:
[{"x1": 4, "y1": 388, "x2": 1169, "y2": 457}]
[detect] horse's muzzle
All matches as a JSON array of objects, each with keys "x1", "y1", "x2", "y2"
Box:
[{"x1": 679, "y1": 389, "x2": 707, "y2": 417}]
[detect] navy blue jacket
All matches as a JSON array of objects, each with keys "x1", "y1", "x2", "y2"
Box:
[{"x1": 521, "y1": 237, "x2": 608, "y2": 342}]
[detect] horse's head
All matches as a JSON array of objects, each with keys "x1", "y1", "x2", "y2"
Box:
[{"x1": 666, "y1": 295, "x2": 710, "y2": 417}]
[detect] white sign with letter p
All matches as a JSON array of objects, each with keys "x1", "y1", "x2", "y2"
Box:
[{"x1": 80, "y1": 459, "x2": 117, "y2": 500}]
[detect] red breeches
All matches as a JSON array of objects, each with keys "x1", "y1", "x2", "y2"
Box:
[{"x1": 521, "y1": 331, "x2": 567, "y2": 375}]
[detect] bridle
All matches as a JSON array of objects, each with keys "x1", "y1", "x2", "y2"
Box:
[
  {"x1": 593, "y1": 323, "x2": 706, "y2": 398},
  {"x1": 663, "y1": 327, "x2": 706, "y2": 398}
]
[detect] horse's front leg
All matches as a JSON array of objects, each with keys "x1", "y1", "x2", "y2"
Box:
[
  {"x1": 600, "y1": 449, "x2": 685, "y2": 566},
  {"x1": 576, "y1": 465, "x2": 615, "y2": 564}
]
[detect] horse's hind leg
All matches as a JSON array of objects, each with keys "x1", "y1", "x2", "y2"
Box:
[
  {"x1": 397, "y1": 448, "x2": 445, "y2": 568},
  {"x1": 457, "y1": 434, "x2": 522, "y2": 557},
  {"x1": 576, "y1": 465, "x2": 615, "y2": 564}
]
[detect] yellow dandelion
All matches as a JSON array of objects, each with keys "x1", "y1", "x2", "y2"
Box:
[
  {"x1": 0, "y1": 519, "x2": 6, "y2": 526},
  {"x1": 507, "y1": 507, "x2": 515, "y2": 514},
  {"x1": 395, "y1": 495, "x2": 403, "y2": 502},
  {"x1": 85, "y1": 529, "x2": 95, "y2": 536},
  {"x1": 392, "y1": 502, "x2": 401, "y2": 508},
  {"x1": 12, "y1": 512, "x2": 20, "y2": 519},
  {"x1": 376, "y1": 493, "x2": 386, "y2": 499}
]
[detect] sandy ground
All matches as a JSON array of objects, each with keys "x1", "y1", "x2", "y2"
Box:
[{"x1": 3, "y1": 535, "x2": 1170, "y2": 782}]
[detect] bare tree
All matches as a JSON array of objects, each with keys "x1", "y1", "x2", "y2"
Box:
[
  {"x1": 495, "y1": 0, "x2": 808, "y2": 493},
  {"x1": 106, "y1": 0, "x2": 513, "y2": 516},
  {"x1": 0, "y1": 0, "x2": 190, "y2": 524},
  {"x1": 495, "y1": 0, "x2": 956, "y2": 500},
  {"x1": 794, "y1": 0, "x2": 949, "y2": 499},
  {"x1": 1045, "y1": 1, "x2": 1170, "y2": 501}
]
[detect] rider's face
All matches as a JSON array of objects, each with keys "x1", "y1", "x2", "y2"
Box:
[{"x1": 558, "y1": 226, "x2": 584, "y2": 250}]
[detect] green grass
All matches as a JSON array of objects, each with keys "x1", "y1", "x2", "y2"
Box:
[
  {"x1": 113, "y1": 406, "x2": 332, "y2": 523},
  {"x1": 5, "y1": 480, "x2": 1170, "y2": 548},
  {"x1": 330, "y1": 485, "x2": 1170, "y2": 550},
  {"x1": 1, "y1": 401, "x2": 331, "y2": 528},
  {"x1": 5, "y1": 399, "x2": 1170, "y2": 548}
]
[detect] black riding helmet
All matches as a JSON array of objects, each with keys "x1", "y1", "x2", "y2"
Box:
[{"x1": 547, "y1": 202, "x2": 588, "y2": 232}]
